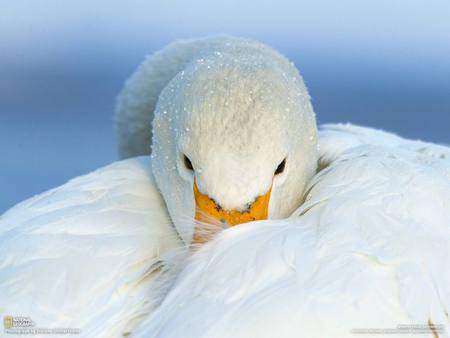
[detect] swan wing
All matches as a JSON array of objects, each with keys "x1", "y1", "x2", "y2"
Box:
[
  {"x1": 133, "y1": 124, "x2": 450, "y2": 338},
  {"x1": 0, "y1": 157, "x2": 179, "y2": 337}
]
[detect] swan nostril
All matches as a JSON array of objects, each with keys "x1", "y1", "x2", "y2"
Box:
[{"x1": 214, "y1": 202, "x2": 223, "y2": 212}]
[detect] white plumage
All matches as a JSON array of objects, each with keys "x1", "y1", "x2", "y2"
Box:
[
  {"x1": 0, "y1": 157, "x2": 180, "y2": 337},
  {"x1": 132, "y1": 124, "x2": 450, "y2": 338},
  {"x1": 2, "y1": 125, "x2": 449, "y2": 337}
]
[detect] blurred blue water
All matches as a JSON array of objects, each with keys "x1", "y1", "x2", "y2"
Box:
[{"x1": 1, "y1": 0, "x2": 449, "y2": 212}]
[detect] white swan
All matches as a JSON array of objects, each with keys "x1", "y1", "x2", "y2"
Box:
[{"x1": 1, "y1": 36, "x2": 449, "y2": 337}]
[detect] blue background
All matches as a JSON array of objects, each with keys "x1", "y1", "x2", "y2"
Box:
[{"x1": 1, "y1": 0, "x2": 449, "y2": 212}]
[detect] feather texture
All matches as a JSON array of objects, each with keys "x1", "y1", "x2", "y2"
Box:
[
  {"x1": 1, "y1": 125, "x2": 449, "y2": 337},
  {"x1": 133, "y1": 124, "x2": 450, "y2": 338},
  {"x1": 0, "y1": 157, "x2": 180, "y2": 337}
]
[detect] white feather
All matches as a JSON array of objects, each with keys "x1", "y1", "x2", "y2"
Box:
[
  {"x1": 132, "y1": 124, "x2": 450, "y2": 338},
  {"x1": 0, "y1": 157, "x2": 180, "y2": 337}
]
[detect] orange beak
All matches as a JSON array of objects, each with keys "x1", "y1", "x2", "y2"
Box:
[{"x1": 193, "y1": 180, "x2": 271, "y2": 243}]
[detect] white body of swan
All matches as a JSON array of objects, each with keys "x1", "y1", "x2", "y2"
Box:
[
  {"x1": 132, "y1": 124, "x2": 450, "y2": 338},
  {"x1": 2, "y1": 125, "x2": 449, "y2": 338},
  {"x1": 0, "y1": 158, "x2": 180, "y2": 337}
]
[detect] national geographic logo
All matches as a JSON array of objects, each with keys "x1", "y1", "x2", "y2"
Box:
[
  {"x1": 3, "y1": 315, "x2": 80, "y2": 335},
  {"x1": 3, "y1": 315, "x2": 34, "y2": 329},
  {"x1": 3, "y1": 316, "x2": 13, "y2": 329}
]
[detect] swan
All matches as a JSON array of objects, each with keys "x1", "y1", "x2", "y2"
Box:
[
  {"x1": 1, "y1": 36, "x2": 449, "y2": 337},
  {"x1": 115, "y1": 36, "x2": 317, "y2": 244}
]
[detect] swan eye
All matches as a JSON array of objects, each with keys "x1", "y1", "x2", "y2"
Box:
[
  {"x1": 184, "y1": 155, "x2": 194, "y2": 171},
  {"x1": 274, "y1": 158, "x2": 286, "y2": 175}
]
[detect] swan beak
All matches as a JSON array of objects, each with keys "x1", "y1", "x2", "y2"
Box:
[{"x1": 193, "y1": 180, "x2": 271, "y2": 243}]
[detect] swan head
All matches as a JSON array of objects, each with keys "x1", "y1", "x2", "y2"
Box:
[{"x1": 151, "y1": 54, "x2": 318, "y2": 244}]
